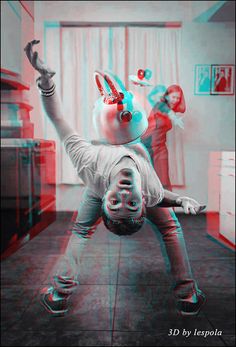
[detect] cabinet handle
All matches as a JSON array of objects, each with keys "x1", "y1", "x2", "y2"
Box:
[
  {"x1": 218, "y1": 173, "x2": 235, "y2": 177},
  {"x1": 220, "y1": 212, "x2": 235, "y2": 216},
  {"x1": 219, "y1": 158, "x2": 235, "y2": 161}
]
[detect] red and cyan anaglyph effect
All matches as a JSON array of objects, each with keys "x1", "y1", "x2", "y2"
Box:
[{"x1": 1, "y1": 69, "x2": 56, "y2": 258}]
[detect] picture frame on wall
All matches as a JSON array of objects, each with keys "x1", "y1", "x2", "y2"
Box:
[
  {"x1": 194, "y1": 64, "x2": 211, "y2": 95},
  {"x1": 210, "y1": 64, "x2": 235, "y2": 95}
]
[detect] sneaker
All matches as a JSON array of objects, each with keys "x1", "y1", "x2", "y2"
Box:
[
  {"x1": 177, "y1": 290, "x2": 206, "y2": 316},
  {"x1": 40, "y1": 286, "x2": 69, "y2": 317}
]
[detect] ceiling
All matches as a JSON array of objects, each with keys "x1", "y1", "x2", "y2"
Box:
[
  {"x1": 36, "y1": 1, "x2": 235, "y2": 23},
  {"x1": 194, "y1": 1, "x2": 235, "y2": 22},
  {"x1": 209, "y1": 1, "x2": 235, "y2": 21}
]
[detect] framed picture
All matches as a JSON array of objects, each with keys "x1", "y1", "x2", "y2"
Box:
[
  {"x1": 194, "y1": 64, "x2": 211, "y2": 95},
  {"x1": 210, "y1": 64, "x2": 235, "y2": 95}
]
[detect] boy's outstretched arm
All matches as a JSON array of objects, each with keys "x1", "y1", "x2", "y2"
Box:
[
  {"x1": 24, "y1": 40, "x2": 76, "y2": 141},
  {"x1": 38, "y1": 83, "x2": 76, "y2": 141},
  {"x1": 158, "y1": 189, "x2": 206, "y2": 215}
]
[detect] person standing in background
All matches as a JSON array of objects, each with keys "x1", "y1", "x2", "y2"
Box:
[{"x1": 142, "y1": 85, "x2": 186, "y2": 191}]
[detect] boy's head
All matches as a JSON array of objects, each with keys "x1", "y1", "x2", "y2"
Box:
[
  {"x1": 101, "y1": 208, "x2": 146, "y2": 236},
  {"x1": 101, "y1": 168, "x2": 146, "y2": 236}
]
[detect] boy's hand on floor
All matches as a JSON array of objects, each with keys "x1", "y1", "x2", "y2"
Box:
[{"x1": 176, "y1": 196, "x2": 206, "y2": 215}]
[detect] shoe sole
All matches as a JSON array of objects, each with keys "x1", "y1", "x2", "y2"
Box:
[
  {"x1": 40, "y1": 294, "x2": 68, "y2": 317},
  {"x1": 178, "y1": 295, "x2": 206, "y2": 317}
]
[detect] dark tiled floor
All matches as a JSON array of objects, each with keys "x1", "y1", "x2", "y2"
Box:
[{"x1": 1, "y1": 212, "x2": 235, "y2": 346}]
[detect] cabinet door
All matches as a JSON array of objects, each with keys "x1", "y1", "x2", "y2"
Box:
[
  {"x1": 219, "y1": 213, "x2": 235, "y2": 245},
  {"x1": 1, "y1": 147, "x2": 20, "y2": 252},
  {"x1": 18, "y1": 147, "x2": 34, "y2": 235},
  {"x1": 220, "y1": 167, "x2": 235, "y2": 215},
  {"x1": 34, "y1": 140, "x2": 56, "y2": 214},
  {"x1": 219, "y1": 153, "x2": 235, "y2": 244},
  {"x1": 208, "y1": 152, "x2": 221, "y2": 212},
  {"x1": 221, "y1": 151, "x2": 235, "y2": 164}
]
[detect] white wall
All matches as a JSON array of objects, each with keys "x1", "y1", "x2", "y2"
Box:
[
  {"x1": 177, "y1": 22, "x2": 235, "y2": 206},
  {"x1": 35, "y1": 1, "x2": 220, "y2": 23},
  {"x1": 1, "y1": 1, "x2": 22, "y2": 75},
  {"x1": 33, "y1": 1, "x2": 235, "y2": 210}
]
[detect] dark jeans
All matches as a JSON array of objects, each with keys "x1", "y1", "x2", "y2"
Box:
[{"x1": 52, "y1": 188, "x2": 199, "y2": 301}]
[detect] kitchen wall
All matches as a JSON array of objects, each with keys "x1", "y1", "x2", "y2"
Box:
[{"x1": 31, "y1": 1, "x2": 235, "y2": 210}]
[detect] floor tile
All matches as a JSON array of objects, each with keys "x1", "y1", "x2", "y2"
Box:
[
  {"x1": 79, "y1": 256, "x2": 120, "y2": 285},
  {"x1": 1, "y1": 285, "x2": 38, "y2": 331},
  {"x1": 112, "y1": 331, "x2": 225, "y2": 346},
  {"x1": 11, "y1": 285, "x2": 116, "y2": 333},
  {"x1": 177, "y1": 214, "x2": 207, "y2": 230},
  {"x1": 202, "y1": 286, "x2": 235, "y2": 335},
  {"x1": 11, "y1": 236, "x2": 70, "y2": 256},
  {"x1": 118, "y1": 256, "x2": 171, "y2": 285},
  {"x1": 183, "y1": 234, "x2": 235, "y2": 260},
  {"x1": 191, "y1": 258, "x2": 235, "y2": 288},
  {"x1": 220, "y1": 335, "x2": 236, "y2": 346},
  {"x1": 1, "y1": 330, "x2": 57, "y2": 347},
  {"x1": 120, "y1": 239, "x2": 163, "y2": 258},
  {"x1": 1, "y1": 212, "x2": 235, "y2": 346},
  {"x1": 1, "y1": 330, "x2": 112, "y2": 346},
  {"x1": 1, "y1": 255, "x2": 59, "y2": 285},
  {"x1": 84, "y1": 241, "x2": 120, "y2": 257},
  {"x1": 113, "y1": 285, "x2": 212, "y2": 332}
]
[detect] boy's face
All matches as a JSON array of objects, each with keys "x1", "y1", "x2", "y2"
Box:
[{"x1": 103, "y1": 168, "x2": 144, "y2": 220}]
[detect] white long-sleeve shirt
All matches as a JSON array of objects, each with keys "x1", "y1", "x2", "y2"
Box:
[{"x1": 63, "y1": 134, "x2": 164, "y2": 207}]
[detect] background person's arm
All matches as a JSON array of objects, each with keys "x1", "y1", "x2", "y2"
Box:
[
  {"x1": 158, "y1": 102, "x2": 185, "y2": 129},
  {"x1": 147, "y1": 86, "x2": 162, "y2": 107}
]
